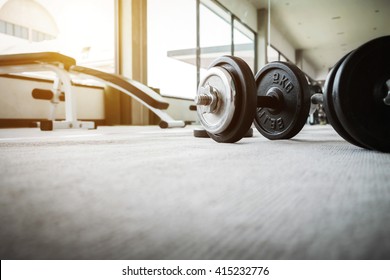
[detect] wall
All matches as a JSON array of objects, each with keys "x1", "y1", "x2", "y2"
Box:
[
  {"x1": 300, "y1": 57, "x2": 316, "y2": 80},
  {"x1": 270, "y1": 25, "x2": 295, "y2": 63}
]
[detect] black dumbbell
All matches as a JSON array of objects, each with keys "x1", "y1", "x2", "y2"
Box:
[
  {"x1": 253, "y1": 62, "x2": 311, "y2": 140},
  {"x1": 194, "y1": 56, "x2": 312, "y2": 143},
  {"x1": 194, "y1": 56, "x2": 257, "y2": 143},
  {"x1": 323, "y1": 35, "x2": 390, "y2": 152},
  {"x1": 195, "y1": 36, "x2": 390, "y2": 152}
]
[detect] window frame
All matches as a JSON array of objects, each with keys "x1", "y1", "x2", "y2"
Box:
[{"x1": 196, "y1": 0, "x2": 257, "y2": 88}]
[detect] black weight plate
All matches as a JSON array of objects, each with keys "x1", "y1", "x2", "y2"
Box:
[
  {"x1": 206, "y1": 56, "x2": 257, "y2": 143},
  {"x1": 254, "y1": 62, "x2": 311, "y2": 140},
  {"x1": 194, "y1": 127, "x2": 253, "y2": 138},
  {"x1": 245, "y1": 127, "x2": 254, "y2": 138},
  {"x1": 193, "y1": 128, "x2": 209, "y2": 138},
  {"x1": 333, "y1": 36, "x2": 390, "y2": 152},
  {"x1": 323, "y1": 52, "x2": 367, "y2": 148}
]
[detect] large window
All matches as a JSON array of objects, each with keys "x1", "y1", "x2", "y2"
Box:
[
  {"x1": 199, "y1": 0, "x2": 232, "y2": 71},
  {"x1": 148, "y1": 0, "x2": 256, "y2": 100},
  {"x1": 233, "y1": 19, "x2": 256, "y2": 71},
  {"x1": 0, "y1": 0, "x2": 115, "y2": 74},
  {"x1": 267, "y1": 45, "x2": 288, "y2": 63},
  {"x1": 148, "y1": 0, "x2": 197, "y2": 99}
]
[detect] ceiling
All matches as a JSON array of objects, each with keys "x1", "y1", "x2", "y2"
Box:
[{"x1": 247, "y1": 0, "x2": 390, "y2": 80}]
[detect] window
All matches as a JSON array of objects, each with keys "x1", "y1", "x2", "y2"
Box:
[
  {"x1": 147, "y1": 0, "x2": 257, "y2": 99},
  {"x1": 233, "y1": 19, "x2": 256, "y2": 71},
  {"x1": 5, "y1": 21, "x2": 13, "y2": 35},
  {"x1": 267, "y1": 45, "x2": 279, "y2": 63},
  {"x1": 0, "y1": 0, "x2": 115, "y2": 74},
  {"x1": 148, "y1": 0, "x2": 197, "y2": 99},
  {"x1": 0, "y1": 20, "x2": 29, "y2": 39},
  {"x1": 199, "y1": 0, "x2": 232, "y2": 80},
  {"x1": 267, "y1": 44, "x2": 289, "y2": 63},
  {"x1": 199, "y1": 1, "x2": 231, "y2": 58},
  {"x1": 279, "y1": 54, "x2": 288, "y2": 62},
  {"x1": 0, "y1": 20, "x2": 5, "y2": 33},
  {"x1": 200, "y1": 0, "x2": 256, "y2": 73},
  {"x1": 14, "y1": 25, "x2": 29, "y2": 40}
]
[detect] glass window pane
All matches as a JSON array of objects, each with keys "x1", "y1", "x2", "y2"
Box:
[
  {"x1": 38, "y1": 31, "x2": 45, "y2": 42},
  {"x1": 280, "y1": 54, "x2": 288, "y2": 62},
  {"x1": 6, "y1": 22, "x2": 13, "y2": 35},
  {"x1": 267, "y1": 45, "x2": 279, "y2": 63},
  {"x1": 14, "y1": 25, "x2": 22, "y2": 38},
  {"x1": 148, "y1": 0, "x2": 197, "y2": 99},
  {"x1": 0, "y1": 0, "x2": 115, "y2": 74},
  {"x1": 0, "y1": 20, "x2": 6, "y2": 33},
  {"x1": 199, "y1": 1, "x2": 231, "y2": 71},
  {"x1": 233, "y1": 19, "x2": 255, "y2": 72},
  {"x1": 32, "y1": 30, "x2": 39, "y2": 42},
  {"x1": 21, "y1": 27, "x2": 29, "y2": 39}
]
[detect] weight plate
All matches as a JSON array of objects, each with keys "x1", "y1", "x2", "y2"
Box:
[
  {"x1": 193, "y1": 128, "x2": 209, "y2": 138},
  {"x1": 323, "y1": 52, "x2": 367, "y2": 148},
  {"x1": 196, "y1": 66, "x2": 236, "y2": 134},
  {"x1": 254, "y1": 62, "x2": 311, "y2": 140},
  {"x1": 333, "y1": 36, "x2": 390, "y2": 152},
  {"x1": 245, "y1": 127, "x2": 254, "y2": 138},
  {"x1": 197, "y1": 56, "x2": 257, "y2": 143},
  {"x1": 193, "y1": 127, "x2": 253, "y2": 138}
]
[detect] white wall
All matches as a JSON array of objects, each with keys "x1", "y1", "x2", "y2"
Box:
[{"x1": 301, "y1": 57, "x2": 316, "y2": 80}]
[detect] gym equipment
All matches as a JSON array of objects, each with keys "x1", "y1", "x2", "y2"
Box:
[
  {"x1": 195, "y1": 56, "x2": 311, "y2": 143},
  {"x1": 195, "y1": 36, "x2": 390, "y2": 152},
  {"x1": 69, "y1": 66, "x2": 185, "y2": 128},
  {"x1": 0, "y1": 52, "x2": 186, "y2": 130},
  {"x1": 309, "y1": 84, "x2": 323, "y2": 115},
  {"x1": 32, "y1": 88, "x2": 65, "y2": 102},
  {"x1": 195, "y1": 56, "x2": 257, "y2": 143},
  {"x1": 322, "y1": 52, "x2": 367, "y2": 148},
  {"x1": 193, "y1": 127, "x2": 253, "y2": 138},
  {"x1": 322, "y1": 35, "x2": 390, "y2": 152},
  {"x1": 0, "y1": 52, "x2": 95, "y2": 130},
  {"x1": 254, "y1": 62, "x2": 311, "y2": 140}
]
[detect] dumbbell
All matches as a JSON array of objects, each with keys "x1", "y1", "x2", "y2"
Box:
[
  {"x1": 195, "y1": 36, "x2": 390, "y2": 152},
  {"x1": 195, "y1": 56, "x2": 312, "y2": 143},
  {"x1": 322, "y1": 35, "x2": 390, "y2": 152}
]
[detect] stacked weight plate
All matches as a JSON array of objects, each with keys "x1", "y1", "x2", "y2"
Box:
[{"x1": 323, "y1": 36, "x2": 390, "y2": 152}]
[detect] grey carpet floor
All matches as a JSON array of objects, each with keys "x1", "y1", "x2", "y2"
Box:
[{"x1": 0, "y1": 125, "x2": 389, "y2": 260}]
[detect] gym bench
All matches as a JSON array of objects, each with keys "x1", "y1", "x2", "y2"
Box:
[{"x1": 0, "y1": 52, "x2": 186, "y2": 130}]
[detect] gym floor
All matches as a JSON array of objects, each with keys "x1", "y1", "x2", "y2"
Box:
[{"x1": 0, "y1": 125, "x2": 389, "y2": 260}]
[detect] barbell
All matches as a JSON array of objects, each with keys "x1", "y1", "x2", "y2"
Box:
[{"x1": 194, "y1": 35, "x2": 390, "y2": 152}]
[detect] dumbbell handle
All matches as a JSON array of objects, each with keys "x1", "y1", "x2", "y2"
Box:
[
  {"x1": 257, "y1": 96, "x2": 279, "y2": 109},
  {"x1": 196, "y1": 90, "x2": 324, "y2": 109},
  {"x1": 196, "y1": 92, "x2": 281, "y2": 109},
  {"x1": 258, "y1": 93, "x2": 324, "y2": 110}
]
